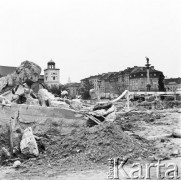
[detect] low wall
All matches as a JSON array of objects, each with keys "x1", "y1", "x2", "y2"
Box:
[{"x1": 0, "y1": 104, "x2": 86, "y2": 137}]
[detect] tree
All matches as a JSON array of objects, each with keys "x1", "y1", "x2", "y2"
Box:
[
  {"x1": 158, "y1": 72, "x2": 166, "y2": 91},
  {"x1": 44, "y1": 84, "x2": 67, "y2": 97},
  {"x1": 79, "y1": 80, "x2": 94, "y2": 99}
]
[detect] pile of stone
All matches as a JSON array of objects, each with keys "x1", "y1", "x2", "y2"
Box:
[
  {"x1": 0, "y1": 61, "x2": 41, "y2": 93},
  {"x1": 0, "y1": 61, "x2": 41, "y2": 106}
]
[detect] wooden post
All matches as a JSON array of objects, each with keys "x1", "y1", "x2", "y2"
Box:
[
  {"x1": 9, "y1": 118, "x2": 14, "y2": 157},
  {"x1": 127, "y1": 91, "x2": 130, "y2": 111}
]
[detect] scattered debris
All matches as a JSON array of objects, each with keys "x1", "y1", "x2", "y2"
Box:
[{"x1": 0, "y1": 61, "x2": 181, "y2": 178}]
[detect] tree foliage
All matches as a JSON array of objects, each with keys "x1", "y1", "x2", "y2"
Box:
[
  {"x1": 44, "y1": 84, "x2": 67, "y2": 97},
  {"x1": 79, "y1": 80, "x2": 94, "y2": 99},
  {"x1": 158, "y1": 72, "x2": 166, "y2": 91}
]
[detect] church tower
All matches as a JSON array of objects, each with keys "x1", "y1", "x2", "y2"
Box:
[{"x1": 44, "y1": 60, "x2": 60, "y2": 87}]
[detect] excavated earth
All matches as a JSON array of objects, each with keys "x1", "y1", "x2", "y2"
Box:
[{"x1": 0, "y1": 103, "x2": 181, "y2": 179}]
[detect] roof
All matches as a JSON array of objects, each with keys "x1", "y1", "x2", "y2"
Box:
[
  {"x1": 0, "y1": 65, "x2": 16, "y2": 76},
  {"x1": 164, "y1": 78, "x2": 181, "y2": 85},
  {"x1": 130, "y1": 66, "x2": 161, "y2": 74},
  {"x1": 80, "y1": 66, "x2": 163, "y2": 82},
  {"x1": 48, "y1": 59, "x2": 55, "y2": 64}
]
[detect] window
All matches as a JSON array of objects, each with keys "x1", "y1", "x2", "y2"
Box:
[
  {"x1": 53, "y1": 76, "x2": 55, "y2": 80},
  {"x1": 141, "y1": 74, "x2": 143, "y2": 76},
  {"x1": 154, "y1": 73, "x2": 156, "y2": 76},
  {"x1": 46, "y1": 77, "x2": 47, "y2": 81}
]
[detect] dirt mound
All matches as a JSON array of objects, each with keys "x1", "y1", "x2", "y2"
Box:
[{"x1": 41, "y1": 122, "x2": 156, "y2": 165}]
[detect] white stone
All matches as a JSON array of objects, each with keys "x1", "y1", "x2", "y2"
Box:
[
  {"x1": 20, "y1": 127, "x2": 39, "y2": 157},
  {"x1": 71, "y1": 99, "x2": 82, "y2": 110},
  {"x1": 13, "y1": 160, "x2": 21, "y2": 168},
  {"x1": 89, "y1": 89, "x2": 97, "y2": 100},
  {"x1": 50, "y1": 100, "x2": 69, "y2": 108},
  {"x1": 105, "y1": 111, "x2": 116, "y2": 122},
  {"x1": 38, "y1": 89, "x2": 55, "y2": 106},
  {"x1": 61, "y1": 90, "x2": 68, "y2": 95},
  {"x1": 172, "y1": 129, "x2": 181, "y2": 138}
]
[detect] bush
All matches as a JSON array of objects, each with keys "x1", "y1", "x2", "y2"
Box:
[{"x1": 79, "y1": 80, "x2": 94, "y2": 100}]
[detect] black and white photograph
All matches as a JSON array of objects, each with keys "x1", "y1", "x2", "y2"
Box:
[{"x1": 0, "y1": 0, "x2": 180, "y2": 179}]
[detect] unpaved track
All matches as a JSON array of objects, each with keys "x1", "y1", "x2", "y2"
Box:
[
  {"x1": 1, "y1": 158, "x2": 181, "y2": 180},
  {"x1": 1, "y1": 109, "x2": 181, "y2": 180}
]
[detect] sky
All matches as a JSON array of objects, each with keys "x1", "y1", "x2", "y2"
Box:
[{"x1": 0, "y1": 0, "x2": 180, "y2": 84}]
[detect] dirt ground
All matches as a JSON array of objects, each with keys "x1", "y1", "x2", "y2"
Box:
[{"x1": 0, "y1": 108, "x2": 181, "y2": 180}]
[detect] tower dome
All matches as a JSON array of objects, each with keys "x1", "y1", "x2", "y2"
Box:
[
  {"x1": 47, "y1": 59, "x2": 55, "y2": 69},
  {"x1": 48, "y1": 59, "x2": 55, "y2": 65}
]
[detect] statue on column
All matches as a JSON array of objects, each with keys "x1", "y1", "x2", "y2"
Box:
[
  {"x1": 145, "y1": 56, "x2": 151, "y2": 91},
  {"x1": 145, "y1": 56, "x2": 149, "y2": 64}
]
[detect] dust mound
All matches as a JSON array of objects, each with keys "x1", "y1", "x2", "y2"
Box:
[{"x1": 44, "y1": 122, "x2": 155, "y2": 164}]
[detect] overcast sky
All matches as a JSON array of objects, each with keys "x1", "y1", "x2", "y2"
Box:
[{"x1": 0, "y1": 0, "x2": 180, "y2": 84}]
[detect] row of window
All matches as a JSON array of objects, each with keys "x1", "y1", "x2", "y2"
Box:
[
  {"x1": 130, "y1": 73, "x2": 157, "y2": 78},
  {"x1": 45, "y1": 76, "x2": 57, "y2": 81}
]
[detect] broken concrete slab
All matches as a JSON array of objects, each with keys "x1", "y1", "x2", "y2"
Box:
[
  {"x1": 20, "y1": 127, "x2": 39, "y2": 157},
  {"x1": 49, "y1": 100, "x2": 69, "y2": 108},
  {"x1": 0, "y1": 104, "x2": 86, "y2": 139}
]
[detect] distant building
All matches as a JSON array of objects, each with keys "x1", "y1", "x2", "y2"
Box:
[
  {"x1": 0, "y1": 65, "x2": 16, "y2": 77},
  {"x1": 44, "y1": 60, "x2": 60, "y2": 87},
  {"x1": 81, "y1": 65, "x2": 164, "y2": 94},
  {"x1": 99, "y1": 72, "x2": 119, "y2": 94},
  {"x1": 164, "y1": 78, "x2": 181, "y2": 92},
  {"x1": 81, "y1": 72, "x2": 120, "y2": 95},
  {"x1": 128, "y1": 66, "x2": 162, "y2": 91},
  {"x1": 65, "y1": 82, "x2": 81, "y2": 98},
  {"x1": 117, "y1": 67, "x2": 134, "y2": 92},
  {"x1": 38, "y1": 75, "x2": 44, "y2": 83}
]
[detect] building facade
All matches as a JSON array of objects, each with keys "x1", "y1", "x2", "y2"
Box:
[
  {"x1": 129, "y1": 66, "x2": 162, "y2": 91},
  {"x1": 44, "y1": 60, "x2": 60, "y2": 87},
  {"x1": 81, "y1": 65, "x2": 164, "y2": 94},
  {"x1": 164, "y1": 78, "x2": 181, "y2": 92}
]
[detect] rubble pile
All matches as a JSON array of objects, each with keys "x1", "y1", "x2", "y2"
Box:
[
  {"x1": 0, "y1": 61, "x2": 41, "y2": 92},
  {"x1": 39, "y1": 122, "x2": 156, "y2": 165}
]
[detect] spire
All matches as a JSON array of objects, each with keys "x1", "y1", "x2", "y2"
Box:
[{"x1": 68, "y1": 76, "x2": 71, "y2": 83}]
